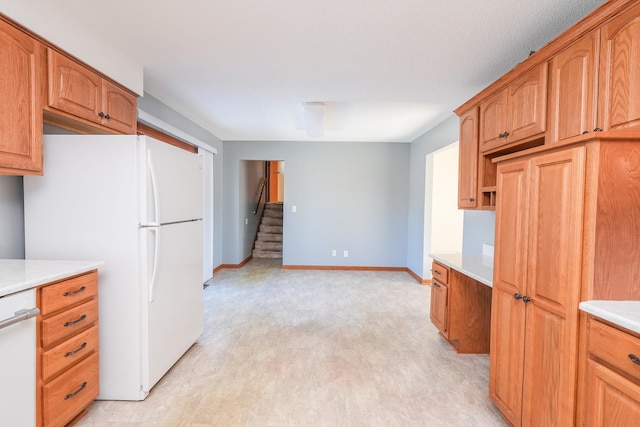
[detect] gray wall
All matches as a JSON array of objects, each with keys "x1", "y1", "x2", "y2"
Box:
[
  {"x1": 0, "y1": 176, "x2": 25, "y2": 258},
  {"x1": 239, "y1": 161, "x2": 266, "y2": 259},
  {"x1": 223, "y1": 141, "x2": 410, "y2": 267},
  {"x1": 407, "y1": 116, "x2": 459, "y2": 278},
  {"x1": 406, "y1": 115, "x2": 497, "y2": 279},
  {"x1": 137, "y1": 93, "x2": 225, "y2": 269}
]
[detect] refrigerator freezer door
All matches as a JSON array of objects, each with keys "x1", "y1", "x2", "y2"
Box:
[
  {"x1": 140, "y1": 136, "x2": 204, "y2": 225},
  {"x1": 140, "y1": 220, "x2": 204, "y2": 392}
]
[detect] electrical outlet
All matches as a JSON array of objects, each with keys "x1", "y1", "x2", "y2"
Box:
[
  {"x1": 343, "y1": 250, "x2": 349, "y2": 257},
  {"x1": 292, "y1": 205, "x2": 297, "y2": 213},
  {"x1": 332, "y1": 250, "x2": 337, "y2": 256},
  {"x1": 245, "y1": 218, "x2": 248, "y2": 225}
]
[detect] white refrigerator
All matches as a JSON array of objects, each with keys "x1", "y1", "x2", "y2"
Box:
[{"x1": 24, "y1": 135, "x2": 204, "y2": 400}]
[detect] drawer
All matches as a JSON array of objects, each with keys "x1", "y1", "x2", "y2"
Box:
[
  {"x1": 41, "y1": 298, "x2": 98, "y2": 348},
  {"x1": 589, "y1": 319, "x2": 640, "y2": 383},
  {"x1": 42, "y1": 352, "x2": 99, "y2": 427},
  {"x1": 431, "y1": 261, "x2": 449, "y2": 284},
  {"x1": 40, "y1": 271, "x2": 98, "y2": 315},
  {"x1": 42, "y1": 325, "x2": 98, "y2": 381}
]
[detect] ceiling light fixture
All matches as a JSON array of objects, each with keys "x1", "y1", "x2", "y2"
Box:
[{"x1": 302, "y1": 102, "x2": 325, "y2": 137}]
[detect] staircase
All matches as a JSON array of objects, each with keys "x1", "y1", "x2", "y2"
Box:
[{"x1": 252, "y1": 202, "x2": 283, "y2": 259}]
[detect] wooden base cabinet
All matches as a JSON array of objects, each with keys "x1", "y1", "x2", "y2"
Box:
[
  {"x1": 37, "y1": 271, "x2": 99, "y2": 427},
  {"x1": 430, "y1": 261, "x2": 492, "y2": 354},
  {"x1": 491, "y1": 146, "x2": 585, "y2": 426},
  {"x1": 491, "y1": 134, "x2": 640, "y2": 426},
  {"x1": 583, "y1": 318, "x2": 640, "y2": 427}
]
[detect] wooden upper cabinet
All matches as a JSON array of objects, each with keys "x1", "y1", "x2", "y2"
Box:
[
  {"x1": 0, "y1": 18, "x2": 45, "y2": 175},
  {"x1": 599, "y1": 2, "x2": 640, "y2": 131},
  {"x1": 458, "y1": 108, "x2": 479, "y2": 209},
  {"x1": 548, "y1": 31, "x2": 599, "y2": 143},
  {"x1": 102, "y1": 80, "x2": 137, "y2": 133},
  {"x1": 479, "y1": 91, "x2": 508, "y2": 153},
  {"x1": 480, "y1": 64, "x2": 548, "y2": 153},
  {"x1": 47, "y1": 49, "x2": 102, "y2": 125},
  {"x1": 507, "y1": 64, "x2": 548, "y2": 142},
  {"x1": 46, "y1": 48, "x2": 137, "y2": 134}
]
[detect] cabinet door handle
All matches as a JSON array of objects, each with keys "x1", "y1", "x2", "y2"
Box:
[
  {"x1": 63, "y1": 286, "x2": 86, "y2": 297},
  {"x1": 64, "y1": 314, "x2": 87, "y2": 327},
  {"x1": 503, "y1": 131, "x2": 510, "y2": 138},
  {"x1": 629, "y1": 354, "x2": 640, "y2": 366},
  {"x1": 593, "y1": 127, "x2": 603, "y2": 132},
  {"x1": 582, "y1": 130, "x2": 589, "y2": 135},
  {"x1": 498, "y1": 132, "x2": 505, "y2": 138},
  {"x1": 469, "y1": 197, "x2": 475, "y2": 202},
  {"x1": 64, "y1": 382, "x2": 88, "y2": 400},
  {"x1": 98, "y1": 112, "x2": 105, "y2": 118},
  {"x1": 522, "y1": 296, "x2": 532, "y2": 303},
  {"x1": 65, "y1": 342, "x2": 88, "y2": 357},
  {"x1": 104, "y1": 114, "x2": 111, "y2": 120},
  {"x1": 433, "y1": 282, "x2": 441, "y2": 288},
  {"x1": 513, "y1": 293, "x2": 522, "y2": 300}
]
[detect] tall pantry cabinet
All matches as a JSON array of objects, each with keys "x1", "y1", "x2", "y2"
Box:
[
  {"x1": 491, "y1": 146, "x2": 585, "y2": 426},
  {"x1": 491, "y1": 135, "x2": 640, "y2": 426}
]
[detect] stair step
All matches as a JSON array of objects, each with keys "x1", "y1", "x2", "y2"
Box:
[
  {"x1": 263, "y1": 210, "x2": 283, "y2": 219},
  {"x1": 257, "y1": 232, "x2": 282, "y2": 242},
  {"x1": 260, "y1": 224, "x2": 283, "y2": 233},
  {"x1": 255, "y1": 241, "x2": 283, "y2": 251},
  {"x1": 252, "y1": 249, "x2": 283, "y2": 259},
  {"x1": 262, "y1": 217, "x2": 283, "y2": 226}
]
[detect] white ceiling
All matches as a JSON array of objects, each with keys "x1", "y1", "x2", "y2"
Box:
[{"x1": 50, "y1": 0, "x2": 605, "y2": 142}]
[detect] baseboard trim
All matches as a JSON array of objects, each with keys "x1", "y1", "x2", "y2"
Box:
[
  {"x1": 215, "y1": 256, "x2": 253, "y2": 271},
  {"x1": 282, "y1": 265, "x2": 408, "y2": 273},
  {"x1": 406, "y1": 268, "x2": 430, "y2": 285}
]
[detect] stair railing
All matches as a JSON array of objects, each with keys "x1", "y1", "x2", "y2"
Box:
[{"x1": 253, "y1": 177, "x2": 266, "y2": 215}]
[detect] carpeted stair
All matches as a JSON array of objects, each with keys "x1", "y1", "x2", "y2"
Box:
[{"x1": 253, "y1": 202, "x2": 283, "y2": 258}]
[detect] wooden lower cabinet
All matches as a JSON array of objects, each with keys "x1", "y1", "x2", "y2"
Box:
[
  {"x1": 491, "y1": 134, "x2": 640, "y2": 426},
  {"x1": 37, "y1": 271, "x2": 99, "y2": 427},
  {"x1": 492, "y1": 146, "x2": 585, "y2": 426},
  {"x1": 583, "y1": 318, "x2": 640, "y2": 427},
  {"x1": 430, "y1": 261, "x2": 492, "y2": 354}
]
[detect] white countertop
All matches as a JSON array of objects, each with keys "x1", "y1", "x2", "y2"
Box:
[
  {"x1": 579, "y1": 300, "x2": 640, "y2": 335},
  {"x1": 429, "y1": 253, "x2": 494, "y2": 287},
  {"x1": 0, "y1": 260, "x2": 104, "y2": 298}
]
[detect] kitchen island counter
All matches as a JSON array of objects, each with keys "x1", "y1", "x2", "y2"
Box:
[{"x1": 0, "y1": 259, "x2": 103, "y2": 298}]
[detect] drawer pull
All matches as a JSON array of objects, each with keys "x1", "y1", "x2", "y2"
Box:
[
  {"x1": 65, "y1": 342, "x2": 88, "y2": 357},
  {"x1": 64, "y1": 382, "x2": 87, "y2": 400},
  {"x1": 630, "y1": 354, "x2": 640, "y2": 366},
  {"x1": 514, "y1": 293, "x2": 522, "y2": 300},
  {"x1": 63, "y1": 286, "x2": 86, "y2": 297},
  {"x1": 64, "y1": 314, "x2": 87, "y2": 327},
  {"x1": 433, "y1": 282, "x2": 441, "y2": 288},
  {"x1": 434, "y1": 270, "x2": 441, "y2": 275}
]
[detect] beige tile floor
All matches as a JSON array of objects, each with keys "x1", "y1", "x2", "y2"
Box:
[{"x1": 77, "y1": 259, "x2": 507, "y2": 426}]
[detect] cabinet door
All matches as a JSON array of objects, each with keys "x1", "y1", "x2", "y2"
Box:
[
  {"x1": 507, "y1": 64, "x2": 548, "y2": 142},
  {"x1": 599, "y1": 3, "x2": 640, "y2": 131},
  {"x1": 47, "y1": 49, "x2": 102, "y2": 125},
  {"x1": 101, "y1": 80, "x2": 137, "y2": 134},
  {"x1": 521, "y1": 147, "x2": 586, "y2": 426},
  {"x1": 490, "y1": 159, "x2": 529, "y2": 426},
  {"x1": 458, "y1": 108, "x2": 478, "y2": 208},
  {"x1": 0, "y1": 19, "x2": 44, "y2": 174},
  {"x1": 479, "y1": 90, "x2": 507, "y2": 152},
  {"x1": 548, "y1": 32, "x2": 599, "y2": 143},
  {"x1": 430, "y1": 280, "x2": 448, "y2": 336},
  {"x1": 585, "y1": 360, "x2": 640, "y2": 427}
]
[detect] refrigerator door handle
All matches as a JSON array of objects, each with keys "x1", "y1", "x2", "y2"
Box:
[
  {"x1": 148, "y1": 227, "x2": 160, "y2": 303},
  {"x1": 147, "y1": 149, "x2": 160, "y2": 226}
]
